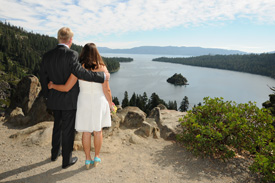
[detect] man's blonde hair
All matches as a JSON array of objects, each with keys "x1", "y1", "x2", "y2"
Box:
[{"x1": 57, "y1": 27, "x2": 74, "y2": 43}]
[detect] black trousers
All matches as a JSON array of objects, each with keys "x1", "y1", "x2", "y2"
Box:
[{"x1": 51, "y1": 109, "x2": 76, "y2": 166}]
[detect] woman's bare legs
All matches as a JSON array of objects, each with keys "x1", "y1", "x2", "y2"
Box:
[
  {"x1": 94, "y1": 130, "x2": 103, "y2": 158},
  {"x1": 82, "y1": 132, "x2": 92, "y2": 160},
  {"x1": 93, "y1": 130, "x2": 102, "y2": 167}
]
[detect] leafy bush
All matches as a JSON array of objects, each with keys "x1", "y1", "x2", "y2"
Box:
[
  {"x1": 250, "y1": 141, "x2": 275, "y2": 182},
  {"x1": 177, "y1": 97, "x2": 275, "y2": 181}
]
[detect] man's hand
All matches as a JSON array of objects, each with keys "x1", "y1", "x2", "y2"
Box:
[{"x1": 105, "y1": 72, "x2": 110, "y2": 81}]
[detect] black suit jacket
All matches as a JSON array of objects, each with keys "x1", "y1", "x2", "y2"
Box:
[{"x1": 40, "y1": 45, "x2": 105, "y2": 110}]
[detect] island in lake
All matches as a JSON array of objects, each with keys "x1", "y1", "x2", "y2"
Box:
[{"x1": 167, "y1": 73, "x2": 188, "y2": 86}]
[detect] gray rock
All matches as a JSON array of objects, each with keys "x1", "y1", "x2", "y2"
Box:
[
  {"x1": 148, "y1": 107, "x2": 161, "y2": 122},
  {"x1": 8, "y1": 75, "x2": 41, "y2": 116},
  {"x1": 123, "y1": 107, "x2": 146, "y2": 128}
]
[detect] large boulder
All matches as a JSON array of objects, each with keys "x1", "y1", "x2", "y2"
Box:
[
  {"x1": 8, "y1": 75, "x2": 41, "y2": 116},
  {"x1": 122, "y1": 106, "x2": 146, "y2": 128}
]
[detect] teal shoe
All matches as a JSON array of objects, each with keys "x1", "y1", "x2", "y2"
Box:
[
  {"x1": 85, "y1": 160, "x2": 94, "y2": 169},
  {"x1": 94, "y1": 157, "x2": 101, "y2": 167}
]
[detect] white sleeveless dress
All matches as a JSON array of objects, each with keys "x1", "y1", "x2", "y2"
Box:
[{"x1": 75, "y1": 80, "x2": 111, "y2": 132}]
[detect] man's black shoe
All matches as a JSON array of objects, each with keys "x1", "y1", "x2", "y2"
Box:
[
  {"x1": 51, "y1": 150, "x2": 62, "y2": 161},
  {"x1": 62, "y1": 157, "x2": 78, "y2": 169}
]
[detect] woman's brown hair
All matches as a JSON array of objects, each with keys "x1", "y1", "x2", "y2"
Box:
[{"x1": 79, "y1": 43, "x2": 105, "y2": 70}]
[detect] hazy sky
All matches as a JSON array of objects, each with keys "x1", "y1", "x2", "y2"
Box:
[{"x1": 1, "y1": 0, "x2": 275, "y2": 53}]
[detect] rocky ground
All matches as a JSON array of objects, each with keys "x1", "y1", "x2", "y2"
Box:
[{"x1": 0, "y1": 116, "x2": 260, "y2": 183}]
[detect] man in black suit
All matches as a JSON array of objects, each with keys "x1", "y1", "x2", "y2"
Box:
[{"x1": 40, "y1": 27, "x2": 110, "y2": 169}]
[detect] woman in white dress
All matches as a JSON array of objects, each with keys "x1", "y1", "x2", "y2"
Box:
[{"x1": 48, "y1": 43, "x2": 114, "y2": 169}]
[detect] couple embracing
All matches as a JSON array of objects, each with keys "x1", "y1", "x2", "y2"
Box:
[{"x1": 40, "y1": 27, "x2": 114, "y2": 169}]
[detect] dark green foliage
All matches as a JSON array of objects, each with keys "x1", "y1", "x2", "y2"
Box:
[
  {"x1": 139, "y1": 92, "x2": 149, "y2": 113},
  {"x1": 167, "y1": 73, "x2": 188, "y2": 85},
  {"x1": 147, "y1": 92, "x2": 167, "y2": 111},
  {"x1": 122, "y1": 91, "x2": 129, "y2": 108},
  {"x1": 142, "y1": 92, "x2": 148, "y2": 105},
  {"x1": 102, "y1": 57, "x2": 120, "y2": 73},
  {"x1": 168, "y1": 100, "x2": 178, "y2": 110},
  {"x1": 120, "y1": 91, "x2": 178, "y2": 114},
  {"x1": 249, "y1": 141, "x2": 275, "y2": 182},
  {"x1": 179, "y1": 96, "x2": 189, "y2": 112},
  {"x1": 103, "y1": 57, "x2": 135, "y2": 72},
  {"x1": 129, "y1": 92, "x2": 137, "y2": 106},
  {"x1": 153, "y1": 54, "x2": 275, "y2": 79},
  {"x1": 177, "y1": 97, "x2": 275, "y2": 181},
  {"x1": 0, "y1": 21, "x2": 58, "y2": 76},
  {"x1": 262, "y1": 94, "x2": 275, "y2": 117},
  {"x1": 112, "y1": 96, "x2": 120, "y2": 105},
  {"x1": 103, "y1": 57, "x2": 133, "y2": 62}
]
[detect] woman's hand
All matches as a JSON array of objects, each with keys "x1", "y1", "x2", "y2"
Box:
[
  {"x1": 110, "y1": 102, "x2": 117, "y2": 114},
  {"x1": 48, "y1": 81, "x2": 54, "y2": 89}
]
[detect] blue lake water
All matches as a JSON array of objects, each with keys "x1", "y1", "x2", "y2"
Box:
[{"x1": 102, "y1": 53, "x2": 275, "y2": 108}]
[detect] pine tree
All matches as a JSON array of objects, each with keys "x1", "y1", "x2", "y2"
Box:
[
  {"x1": 168, "y1": 100, "x2": 178, "y2": 110},
  {"x1": 179, "y1": 96, "x2": 189, "y2": 112},
  {"x1": 129, "y1": 92, "x2": 136, "y2": 106},
  {"x1": 3, "y1": 53, "x2": 10, "y2": 71},
  {"x1": 148, "y1": 93, "x2": 167, "y2": 111},
  {"x1": 122, "y1": 91, "x2": 129, "y2": 108},
  {"x1": 113, "y1": 97, "x2": 120, "y2": 105}
]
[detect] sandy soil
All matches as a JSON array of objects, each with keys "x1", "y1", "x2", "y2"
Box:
[{"x1": 0, "y1": 118, "x2": 259, "y2": 183}]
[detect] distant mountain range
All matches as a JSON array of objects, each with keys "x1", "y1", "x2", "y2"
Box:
[{"x1": 97, "y1": 46, "x2": 247, "y2": 56}]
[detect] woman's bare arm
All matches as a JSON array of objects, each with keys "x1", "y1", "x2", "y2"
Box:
[
  {"x1": 48, "y1": 74, "x2": 78, "y2": 92},
  {"x1": 95, "y1": 66, "x2": 112, "y2": 107}
]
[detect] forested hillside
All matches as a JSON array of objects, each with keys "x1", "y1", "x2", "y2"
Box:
[
  {"x1": 153, "y1": 54, "x2": 275, "y2": 79},
  {"x1": 0, "y1": 21, "x2": 122, "y2": 79}
]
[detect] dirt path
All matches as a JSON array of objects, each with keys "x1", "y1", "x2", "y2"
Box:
[{"x1": 0, "y1": 119, "x2": 258, "y2": 183}]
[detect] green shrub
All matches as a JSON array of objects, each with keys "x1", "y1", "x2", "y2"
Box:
[
  {"x1": 177, "y1": 97, "x2": 275, "y2": 181},
  {"x1": 249, "y1": 141, "x2": 275, "y2": 182}
]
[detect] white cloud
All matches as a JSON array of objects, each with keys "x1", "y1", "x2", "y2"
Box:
[{"x1": 1, "y1": 0, "x2": 275, "y2": 39}]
